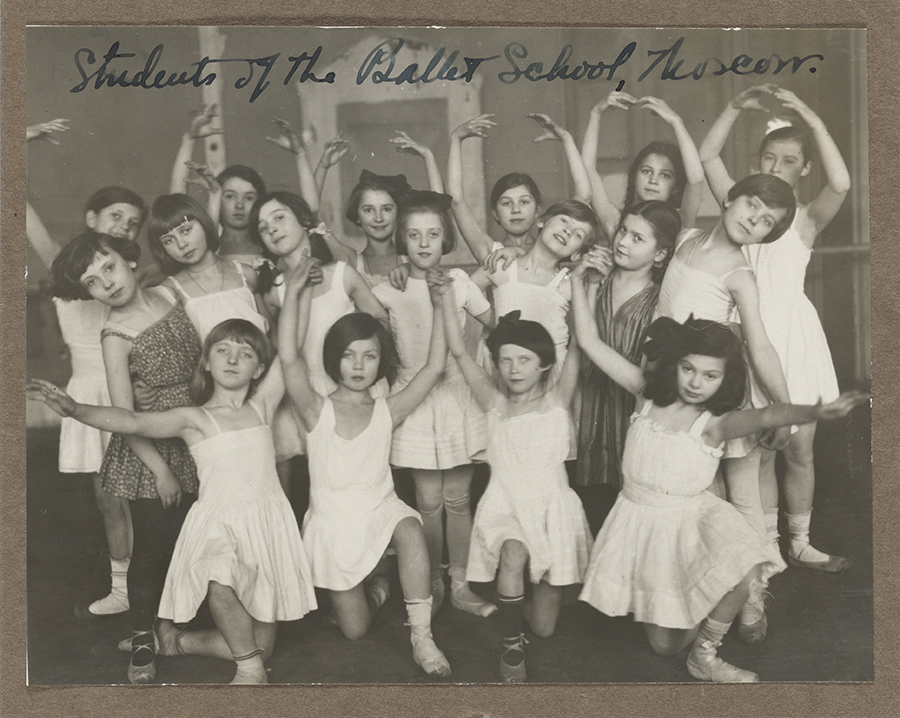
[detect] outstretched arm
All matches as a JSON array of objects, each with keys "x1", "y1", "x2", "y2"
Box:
[
  {"x1": 528, "y1": 113, "x2": 591, "y2": 205},
  {"x1": 26, "y1": 119, "x2": 71, "y2": 267},
  {"x1": 313, "y1": 136, "x2": 350, "y2": 199},
  {"x1": 581, "y1": 92, "x2": 637, "y2": 241},
  {"x1": 447, "y1": 114, "x2": 498, "y2": 263},
  {"x1": 390, "y1": 131, "x2": 445, "y2": 192},
  {"x1": 265, "y1": 116, "x2": 320, "y2": 213},
  {"x1": 170, "y1": 104, "x2": 223, "y2": 198},
  {"x1": 386, "y1": 280, "x2": 447, "y2": 427},
  {"x1": 638, "y1": 96, "x2": 705, "y2": 229},
  {"x1": 772, "y1": 88, "x2": 851, "y2": 246}
]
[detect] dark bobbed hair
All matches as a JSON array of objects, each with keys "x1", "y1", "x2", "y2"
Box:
[
  {"x1": 85, "y1": 186, "x2": 148, "y2": 227},
  {"x1": 396, "y1": 193, "x2": 456, "y2": 256},
  {"x1": 344, "y1": 172, "x2": 410, "y2": 226},
  {"x1": 248, "y1": 191, "x2": 334, "y2": 295},
  {"x1": 490, "y1": 173, "x2": 542, "y2": 210},
  {"x1": 624, "y1": 141, "x2": 687, "y2": 212},
  {"x1": 323, "y1": 313, "x2": 399, "y2": 387},
  {"x1": 485, "y1": 311, "x2": 556, "y2": 377},
  {"x1": 539, "y1": 200, "x2": 600, "y2": 251},
  {"x1": 725, "y1": 174, "x2": 797, "y2": 244},
  {"x1": 50, "y1": 231, "x2": 141, "y2": 301},
  {"x1": 758, "y1": 125, "x2": 814, "y2": 167},
  {"x1": 146, "y1": 194, "x2": 220, "y2": 275},
  {"x1": 616, "y1": 200, "x2": 682, "y2": 283},
  {"x1": 643, "y1": 316, "x2": 747, "y2": 415},
  {"x1": 191, "y1": 319, "x2": 272, "y2": 405},
  {"x1": 217, "y1": 165, "x2": 266, "y2": 197}
]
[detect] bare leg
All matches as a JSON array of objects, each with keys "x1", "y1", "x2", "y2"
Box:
[
  {"x1": 643, "y1": 623, "x2": 699, "y2": 656},
  {"x1": 208, "y1": 580, "x2": 269, "y2": 684},
  {"x1": 524, "y1": 580, "x2": 564, "y2": 638},
  {"x1": 329, "y1": 583, "x2": 374, "y2": 640},
  {"x1": 723, "y1": 449, "x2": 766, "y2": 538},
  {"x1": 411, "y1": 469, "x2": 445, "y2": 611},
  {"x1": 93, "y1": 473, "x2": 133, "y2": 558}
]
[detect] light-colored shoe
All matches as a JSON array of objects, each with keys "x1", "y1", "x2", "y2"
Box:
[
  {"x1": 449, "y1": 567, "x2": 497, "y2": 618},
  {"x1": 499, "y1": 634, "x2": 528, "y2": 683},
  {"x1": 738, "y1": 579, "x2": 771, "y2": 645},
  {"x1": 687, "y1": 639, "x2": 758, "y2": 683},
  {"x1": 126, "y1": 632, "x2": 156, "y2": 684}
]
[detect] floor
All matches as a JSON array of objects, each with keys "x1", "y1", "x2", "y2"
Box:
[{"x1": 25, "y1": 405, "x2": 872, "y2": 685}]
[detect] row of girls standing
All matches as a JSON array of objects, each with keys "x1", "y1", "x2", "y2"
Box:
[{"x1": 27, "y1": 79, "x2": 858, "y2": 684}]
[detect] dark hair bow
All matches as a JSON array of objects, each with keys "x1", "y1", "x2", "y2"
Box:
[
  {"x1": 358, "y1": 169, "x2": 412, "y2": 195},
  {"x1": 399, "y1": 189, "x2": 453, "y2": 211}
]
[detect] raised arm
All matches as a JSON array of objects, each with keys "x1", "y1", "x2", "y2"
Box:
[
  {"x1": 344, "y1": 263, "x2": 390, "y2": 329},
  {"x1": 170, "y1": 104, "x2": 223, "y2": 198},
  {"x1": 390, "y1": 131, "x2": 445, "y2": 192},
  {"x1": 265, "y1": 116, "x2": 320, "y2": 213},
  {"x1": 581, "y1": 92, "x2": 637, "y2": 240},
  {"x1": 570, "y1": 264, "x2": 645, "y2": 396},
  {"x1": 638, "y1": 96, "x2": 705, "y2": 229},
  {"x1": 698, "y1": 85, "x2": 774, "y2": 205},
  {"x1": 313, "y1": 136, "x2": 350, "y2": 199},
  {"x1": 26, "y1": 119, "x2": 71, "y2": 267},
  {"x1": 386, "y1": 281, "x2": 447, "y2": 427},
  {"x1": 447, "y1": 114, "x2": 498, "y2": 263},
  {"x1": 528, "y1": 113, "x2": 592, "y2": 204},
  {"x1": 772, "y1": 88, "x2": 850, "y2": 246},
  {"x1": 277, "y1": 259, "x2": 325, "y2": 430}
]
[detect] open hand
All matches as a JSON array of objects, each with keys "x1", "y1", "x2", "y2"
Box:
[
  {"x1": 452, "y1": 114, "x2": 497, "y2": 141},
  {"x1": 592, "y1": 91, "x2": 638, "y2": 114},
  {"x1": 155, "y1": 469, "x2": 182, "y2": 510},
  {"x1": 636, "y1": 96, "x2": 681, "y2": 125},
  {"x1": 817, "y1": 390, "x2": 869, "y2": 420},
  {"x1": 26, "y1": 118, "x2": 71, "y2": 144},
  {"x1": 390, "y1": 131, "x2": 432, "y2": 158},
  {"x1": 266, "y1": 116, "x2": 304, "y2": 154},
  {"x1": 528, "y1": 113, "x2": 569, "y2": 143},
  {"x1": 729, "y1": 85, "x2": 776, "y2": 112},
  {"x1": 27, "y1": 379, "x2": 76, "y2": 417},
  {"x1": 189, "y1": 104, "x2": 223, "y2": 140},
  {"x1": 319, "y1": 136, "x2": 350, "y2": 168}
]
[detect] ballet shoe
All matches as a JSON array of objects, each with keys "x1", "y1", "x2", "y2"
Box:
[
  {"x1": 737, "y1": 580, "x2": 770, "y2": 645},
  {"x1": 365, "y1": 574, "x2": 390, "y2": 611},
  {"x1": 686, "y1": 639, "x2": 758, "y2": 683},
  {"x1": 788, "y1": 546, "x2": 852, "y2": 573},
  {"x1": 431, "y1": 571, "x2": 446, "y2": 617},
  {"x1": 126, "y1": 632, "x2": 157, "y2": 684},
  {"x1": 85, "y1": 589, "x2": 129, "y2": 616},
  {"x1": 411, "y1": 631, "x2": 452, "y2": 678},
  {"x1": 449, "y1": 567, "x2": 497, "y2": 618},
  {"x1": 230, "y1": 650, "x2": 267, "y2": 685},
  {"x1": 499, "y1": 634, "x2": 528, "y2": 683}
]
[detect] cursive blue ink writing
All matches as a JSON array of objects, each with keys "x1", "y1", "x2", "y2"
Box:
[
  {"x1": 498, "y1": 42, "x2": 636, "y2": 84},
  {"x1": 356, "y1": 38, "x2": 499, "y2": 86},
  {"x1": 71, "y1": 43, "x2": 216, "y2": 93},
  {"x1": 283, "y1": 46, "x2": 336, "y2": 85},
  {"x1": 638, "y1": 37, "x2": 823, "y2": 82}
]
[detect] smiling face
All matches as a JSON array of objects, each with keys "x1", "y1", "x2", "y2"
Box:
[
  {"x1": 492, "y1": 185, "x2": 538, "y2": 237},
  {"x1": 86, "y1": 203, "x2": 143, "y2": 241},
  {"x1": 723, "y1": 194, "x2": 790, "y2": 245},
  {"x1": 159, "y1": 218, "x2": 210, "y2": 265},
  {"x1": 78, "y1": 248, "x2": 138, "y2": 307},
  {"x1": 633, "y1": 153, "x2": 677, "y2": 203},
  {"x1": 357, "y1": 189, "x2": 397, "y2": 243},
  {"x1": 759, "y1": 138, "x2": 811, "y2": 189},
  {"x1": 497, "y1": 343, "x2": 549, "y2": 395},
  {"x1": 537, "y1": 213, "x2": 592, "y2": 260},
  {"x1": 613, "y1": 213, "x2": 667, "y2": 272},
  {"x1": 676, "y1": 353, "x2": 726, "y2": 405},
  {"x1": 206, "y1": 337, "x2": 264, "y2": 391},
  {"x1": 339, "y1": 337, "x2": 382, "y2": 390},
  {"x1": 256, "y1": 199, "x2": 306, "y2": 257},
  {"x1": 400, "y1": 211, "x2": 445, "y2": 274},
  {"x1": 220, "y1": 177, "x2": 259, "y2": 231}
]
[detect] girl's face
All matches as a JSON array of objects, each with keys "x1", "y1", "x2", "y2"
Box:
[
  {"x1": 257, "y1": 200, "x2": 306, "y2": 257},
  {"x1": 497, "y1": 344, "x2": 549, "y2": 395},
  {"x1": 79, "y1": 248, "x2": 138, "y2": 307},
  {"x1": 538, "y1": 213, "x2": 592, "y2": 260},
  {"x1": 159, "y1": 218, "x2": 210, "y2": 265},
  {"x1": 401, "y1": 211, "x2": 445, "y2": 273},
  {"x1": 722, "y1": 194, "x2": 789, "y2": 246},
  {"x1": 340, "y1": 337, "x2": 381, "y2": 390},
  {"x1": 206, "y1": 338, "x2": 264, "y2": 391},
  {"x1": 86, "y1": 203, "x2": 143, "y2": 241},
  {"x1": 634, "y1": 153, "x2": 677, "y2": 203},
  {"x1": 759, "y1": 139, "x2": 810, "y2": 189},
  {"x1": 220, "y1": 178, "x2": 259, "y2": 231},
  {"x1": 676, "y1": 353, "x2": 726, "y2": 405},
  {"x1": 493, "y1": 185, "x2": 538, "y2": 236},
  {"x1": 613, "y1": 214, "x2": 667, "y2": 271},
  {"x1": 357, "y1": 189, "x2": 397, "y2": 243}
]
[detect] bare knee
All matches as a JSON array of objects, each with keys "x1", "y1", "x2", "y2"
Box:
[
  {"x1": 499, "y1": 540, "x2": 529, "y2": 573},
  {"x1": 645, "y1": 625, "x2": 691, "y2": 656}
]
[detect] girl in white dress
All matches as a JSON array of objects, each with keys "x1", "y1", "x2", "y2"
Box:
[
  {"x1": 570, "y1": 263, "x2": 865, "y2": 682},
  {"x1": 372, "y1": 190, "x2": 496, "y2": 619},
  {"x1": 700, "y1": 85, "x2": 851, "y2": 572},
  {"x1": 278, "y1": 257, "x2": 452, "y2": 678},
  {"x1": 436, "y1": 268, "x2": 593, "y2": 683},
  {"x1": 29, "y1": 316, "x2": 317, "y2": 685}
]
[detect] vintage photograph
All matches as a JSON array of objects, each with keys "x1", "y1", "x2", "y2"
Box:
[{"x1": 24, "y1": 26, "x2": 870, "y2": 686}]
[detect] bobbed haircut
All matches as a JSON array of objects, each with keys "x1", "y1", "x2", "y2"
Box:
[
  {"x1": 146, "y1": 194, "x2": 220, "y2": 275},
  {"x1": 490, "y1": 173, "x2": 542, "y2": 210},
  {"x1": 624, "y1": 141, "x2": 687, "y2": 211},
  {"x1": 725, "y1": 174, "x2": 797, "y2": 244},
  {"x1": 191, "y1": 319, "x2": 272, "y2": 405},
  {"x1": 323, "y1": 313, "x2": 399, "y2": 387},
  {"x1": 217, "y1": 165, "x2": 266, "y2": 197},
  {"x1": 485, "y1": 311, "x2": 556, "y2": 373},
  {"x1": 344, "y1": 171, "x2": 411, "y2": 225},
  {"x1": 617, "y1": 200, "x2": 682, "y2": 283},
  {"x1": 249, "y1": 191, "x2": 334, "y2": 295},
  {"x1": 50, "y1": 231, "x2": 141, "y2": 301},
  {"x1": 85, "y1": 186, "x2": 148, "y2": 227},
  {"x1": 643, "y1": 316, "x2": 747, "y2": 415},
  {"x1": 758, "y1": 125, "x2": 814, "y2": 166},
  {"x1": 539, "y1": 199, "x2": 600, "y2": 251},
  {"x1": 396, "y1": 191, "x2": 456, "y2": 256}
]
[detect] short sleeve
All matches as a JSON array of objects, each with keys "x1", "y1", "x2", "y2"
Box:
[{"x1": 450, "y1": 268, "x2": 490, "y2": 318}]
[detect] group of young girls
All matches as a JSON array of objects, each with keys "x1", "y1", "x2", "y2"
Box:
[{"x1": 27, "y1": 82, "x2": 865, "y2": 685}]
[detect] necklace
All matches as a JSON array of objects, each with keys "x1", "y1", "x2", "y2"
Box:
[{"x1": 185, "y1": 261, "x2": 226, "y2": 296}]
